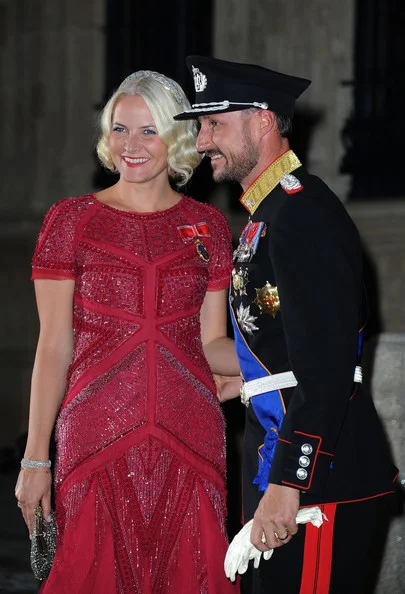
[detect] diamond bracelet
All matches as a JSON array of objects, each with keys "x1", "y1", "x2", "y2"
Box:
[{"x1": 21, "y1": 459, "x2": 51, "y2": 469}]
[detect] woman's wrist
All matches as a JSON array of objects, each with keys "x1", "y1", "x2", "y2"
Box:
[
  {"x1": 23, "y1": 444, "x2": 50, "y2": 461},
  {"x1": 21, "y1": 458, "x2": 52, "y2": 469},
  {"x1": 20, "y1": 467, "x2": 51, "y2": 474}
]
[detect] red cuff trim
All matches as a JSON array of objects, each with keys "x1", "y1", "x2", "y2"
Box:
[
  {"x1": 281, "y1": 431, "x2": 322, "y2": 490},
  {"x1": 31, "y1": 269, "x2": 75, "y2": 281},
  {"x1": 207, "y1": 278, "x2": 230, "y2": 291},
  {"x1": 295, "y1": 430, "x2": 322, "y2": 440},
  {"x1": 278, "y1": 437, "x2": 333, "y2": 458},
  {"x1": 300, "y1": 490, "x2": 396, "y2": 507},
  {"x1": 319, "y1": 450, "x2": 334, "y2": 457}
]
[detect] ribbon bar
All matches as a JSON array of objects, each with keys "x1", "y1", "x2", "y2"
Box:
[{"x1": 177, "y1": 222, "x2": 211, "y2": 241}]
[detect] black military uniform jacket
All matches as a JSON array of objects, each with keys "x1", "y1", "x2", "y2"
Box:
[{"x1": 231, "y1": 150, "x2": 398, "y2": 521}]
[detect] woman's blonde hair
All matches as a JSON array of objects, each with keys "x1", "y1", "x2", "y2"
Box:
[{"x1": 96, "y1": 71, "x2": 201, "y2": 186}]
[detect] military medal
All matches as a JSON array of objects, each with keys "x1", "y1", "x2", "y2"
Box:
[
  {"x1": 177, "y1": 222, "x2": 210, "y2": 262},
  {"x1": 233, "y1": 221, "x2": 266, "y2": 262},
  {"x1": 232, "y1": 267, "x2": 249, "y2": 296},
  {"x1": 236, "y1": 303, "x2": 259, "y2": 335},
  {"x1": 254, "y1": 282, "x2": 280, "y2": 318},
  {"x1": 195, "y1": 239, "x2": 209, "y2": 262}
]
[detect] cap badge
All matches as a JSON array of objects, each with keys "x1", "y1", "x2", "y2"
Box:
[
  {"x1": 280, "y1": 173, "x2": 303, "y2": 194},
  {"x1": 192, "y1": 66, "x2": 207, "y2": 92}
]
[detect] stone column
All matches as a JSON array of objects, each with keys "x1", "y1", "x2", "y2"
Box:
[
  {"x1": 0, "y1": 0, "x2": 105, "y2": 217},
  {"x1": 348, "y1": 200, "x2": 405, "y2": 332},
  {"x1": 366, "y1": 334, "x2": 405, "y2": 593},
  {"x1": 0, "y1": 0, "x2": 106, "y2": 447}
]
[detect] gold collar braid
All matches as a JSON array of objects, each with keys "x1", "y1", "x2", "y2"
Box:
[{"x1": 240, "y1": 150, "x2": 302, "y2": 214}]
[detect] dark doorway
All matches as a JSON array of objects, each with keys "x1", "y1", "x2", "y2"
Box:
[
  {"x1": 341, "y1": 0, "x2": 405, "y2": 199},
  {"x1": 104, "y1": 0, "x2": 213, "y2": 97},
  {"x1": 95, "y1": 0, "x2": 213, "y2": 193}
]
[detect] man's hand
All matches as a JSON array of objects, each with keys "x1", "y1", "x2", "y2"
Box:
[
  {"x1": 250, "y1": 483, "x2": 300, "y2": 551},
  {"x1": 213, "y1": 374, "x2": 242, "y2": 403}
]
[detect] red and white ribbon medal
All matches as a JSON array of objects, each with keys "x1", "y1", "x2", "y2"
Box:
[{"x1": 177, "y1": 222, "x2": 210, "y2": 262}]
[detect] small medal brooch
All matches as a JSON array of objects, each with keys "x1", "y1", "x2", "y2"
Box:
[
  {"x1": 177, "y1": 222, "x2": 210, "y2": 262},
  {"x1": 233, "y1": 221, "x2": 266, "y2": 263},
  {"x1": 232, "y1": 267, "x2": 249, "y2": 296}
]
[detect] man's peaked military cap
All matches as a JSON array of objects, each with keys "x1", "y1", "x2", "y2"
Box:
[{"x1": 174, "y1": 55, "x2": 311, "y2": 120}]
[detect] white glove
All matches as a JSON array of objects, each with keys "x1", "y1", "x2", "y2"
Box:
[{"x1": 224, "y1": 506, "x2": 325, "y2": 582}]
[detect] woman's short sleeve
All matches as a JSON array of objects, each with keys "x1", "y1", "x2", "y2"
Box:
[
  {"x1": 206, "y1": 206, "x2": 233, "y2": 291},
  {"x1": 32, "y1": 198, "x2": 79, "y2": 280}
]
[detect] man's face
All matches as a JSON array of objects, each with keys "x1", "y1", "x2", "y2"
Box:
[{"x1": 196, "y1": 111, "x2": 259, "y2": 184}]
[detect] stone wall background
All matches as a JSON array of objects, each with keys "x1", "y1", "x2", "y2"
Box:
[
  {"x1": 348, "y1": 201, "x2": 405, "y2": 332},
  {"x1": 214, "y1": 0, "x2": 354, "y2": 199},
  {"x1": 0, "y1": 0, "x2": 105, "y2": 217},
  {"x1": 0, "y1": 0, "x2": 105, "y2": 446},
  {"x1": 0, "y1": 0, "x2": 403, "y2": 591},
  {"x1": 363, "y1": 334, "x2": 405, "y2": 594}
]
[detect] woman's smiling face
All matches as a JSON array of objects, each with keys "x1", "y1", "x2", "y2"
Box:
[{"x1": 109, "y1": 94, "x2": 168, "y2": 184}]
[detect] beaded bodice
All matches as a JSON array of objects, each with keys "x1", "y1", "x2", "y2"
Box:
[{"x1": 32, "y1": 194, "x2": 232, "y2": 485}]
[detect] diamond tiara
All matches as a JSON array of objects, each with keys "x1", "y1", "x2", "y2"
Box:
[{"x1": 123, "y1": 70, "x2": 184, "y2": 105}]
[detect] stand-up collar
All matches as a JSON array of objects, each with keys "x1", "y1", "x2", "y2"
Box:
[{"x1": 240, "y1": 150, "x2": 302, "y2": 214}]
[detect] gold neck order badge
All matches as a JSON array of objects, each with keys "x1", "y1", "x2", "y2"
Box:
[{"x1": 240, "y1": 150, "x2": 302, "y2": 215}]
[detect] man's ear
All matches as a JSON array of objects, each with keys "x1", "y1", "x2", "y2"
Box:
[{"x1": 257, "y1": 110, "x2": 276, "y2": 137}]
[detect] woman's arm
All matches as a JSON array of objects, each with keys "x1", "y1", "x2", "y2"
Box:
[
  {"x1": 200, "y1": 289, "x2": 239, "y2": 374},
  {"x1": 15, "y1": 278, "x2": 75, "y2": 534},
  {"x1": 200, "y1": 289, "x2": 241, "y2": 401}
]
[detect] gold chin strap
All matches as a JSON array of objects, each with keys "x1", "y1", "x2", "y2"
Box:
[{"x1": 240, "y1": 150, "x2": 302, "y2": 214}]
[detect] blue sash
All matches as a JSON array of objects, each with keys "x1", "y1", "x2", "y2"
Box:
[
  {"x1": 230, "y1": 302, "x2": 286, "y2": 491},
  {"x1": 357, "y1": 329, "x2": 364, "y2": 359}
]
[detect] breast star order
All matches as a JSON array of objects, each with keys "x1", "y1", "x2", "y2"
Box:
[
  {"x1": 254, "y1": 282, "x2": 280, "y2": 318},
  {"x1": 236, "y1": 304, "x2": 259, "y2": 335}
]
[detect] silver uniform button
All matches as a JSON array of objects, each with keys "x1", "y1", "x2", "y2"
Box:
[
  {"x1": 296, "y1": 468, "x2": 308, "y2": 480},
  {"x1": 299, "y1": 455, "x2": 310, "y2": 468},
  {"x1": 301, "y1": 443, "x2": 313, "y2": 455}
]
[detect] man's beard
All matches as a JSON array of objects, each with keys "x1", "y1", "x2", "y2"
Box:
[{"x1": 211, "y1": 123, "x2": 259, "y2": 183}]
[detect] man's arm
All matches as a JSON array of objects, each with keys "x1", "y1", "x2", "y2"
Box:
[
  {"x1": 268, "y1": 196, "x2": 361, "y2": 494},
  {"x1": 251, "y1": 194, "x2": 361, "y2": 546}
]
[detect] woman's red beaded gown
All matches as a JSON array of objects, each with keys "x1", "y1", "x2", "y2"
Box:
[{"x1": 32, "y1": 194, "x2": 238, "y2": 594}]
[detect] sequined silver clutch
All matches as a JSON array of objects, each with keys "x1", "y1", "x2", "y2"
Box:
[{"x1": 30, "y1": 505, "x2": 57, "y2": 580}]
